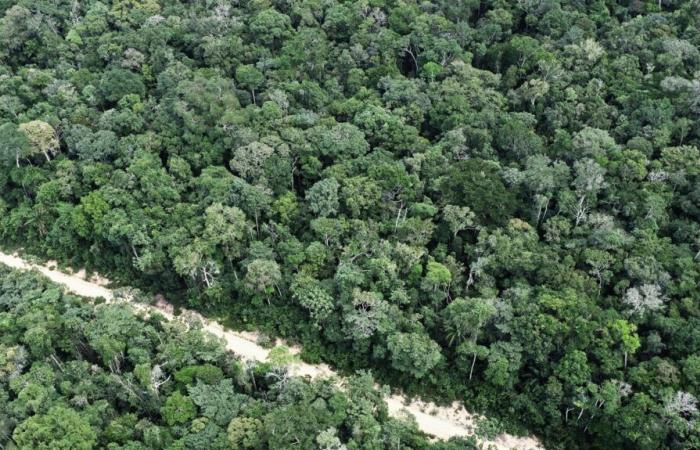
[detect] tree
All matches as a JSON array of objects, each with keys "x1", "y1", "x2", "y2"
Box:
[
  {"x1": 64, "y1": 125, "x2": 118, "y2": 161},
  {"x1": 503, "y1": 155, "x2": 569, "y2": 222},
  {"x1": 161, "y1": 392, "x2": 196, "y2": 426},
  {"x1": 306, "y1": 123, "x2": 370, "y2": 160},
  {"x1": 494, "y1": 113, "x2": 544, "y2": 159},
  {"x1": 513, "y1": 78, "x2": 550, "y2": 107},
  {"x1": 623, "y1": 284, "x2": 666, "y2": 317},
  {"x1": 306, "y1": 178, "x2": 340, "y2": 218},
  {"x1": 442, "y1": 205, "x2": 475, "y2": 237},
  {"x1": 664, "y1": 391, "x2": 698, "y2": 428},
  {"x1": 0, "y1": 345, "x2": 28, "y2": 382},
  {"x1": 572, "y1": 127, "x2": 618, "y2": 158},
  {"x1": 0, "y1": 5, "x2": 59, "y2": 65},
  {"x1": 229, "y1": 141, "x2": 291, "y2": 193},
  {"x1": 439, "y1": 159, "x2": 517, "y2": 225},
  {"x1": 441, "y1": 297, "x2": 497, "y2": 379},
  {"x1": 316, "y1": 427, "x2": 347, "y2": 450},
  {"x1": 249, "y1": 9, "x2": 291, "y2": 47},
  {"x1": 555, "y1": 350, "x2": 591, "y2": 387},
  {"x1": 610, "y1": 319, "x2": 641, "y2": 369},
  {"x1": 230, "y1": 142, "x2": 275, "y2": 183},
  {"x1": 203, "y1": 203, "x2": 248, "y2": 261},
  {"x1": 353, "y1": 105, "x2": 428, "y2": 156},
  {"x1": 18, "y1": 120, "x2": 59, "y2": 162},
  {"x1": 660, "y1": 75, "x2": 700, "y2": 114},
  {"x1": 583, "y1": 248, "x2": 614, "y2": 292},
  {"x1": 0, "y1": 122, "x2": 31, "y2": 167},
  {"x1": 109, "y1": 0, "x2": 160, "y2": 26},
  {"x1": 13, "y1": 405, "x2": 97, "y2": 450},
  {"x1": 98, "y1": 68, "x2": 146, "y2": 104},
  {"x1": 683, "y1": 355, "x2": 700, "y2": 389},
  {"x1": 172, "y1": 241, "x2": 221, "y2": 289},
  {"x1": 235, "y1": 65, "x2": 264, "y2": 104},
  {"x1": 244, "y1": 259, "x2": 281, "y2": 301},
  {"x1": 227, "y1": 417, "x2": 263, "y2": 450},
  {"x1": 344, "y1": 289, "x2": 392, "y2": 341},
  {"x1": 423, "y1": 260, "x2": 452, "y2": 298},
  {"x1": 187, "y1": 380, "x2": 247, "y2": 427},
  {"x1": 484, "y1": 341, "x2": 522, "y2": 388},
  {"x1": 291, "y1": 275, "x2": 335, "y2": 326},
  {"x1": 422, "y1": 61, "x2": 443, "y2": 81},
  {"x1": 230, "y1": 179, "x2": 273, "y2": 234},
  {"x1": 570, "y1": 158, "x2": 607, "y2": 226},
  {"x1": 387, "y1": 332, "x2": 442, "y2": 379},
  {"x1": 573, "y1": 159, "x2": 607, "y2": 195}
]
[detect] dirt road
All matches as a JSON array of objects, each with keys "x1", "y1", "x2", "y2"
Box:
[{"x1": 0, "y1": 251, "x2": 542, "y2": 449}]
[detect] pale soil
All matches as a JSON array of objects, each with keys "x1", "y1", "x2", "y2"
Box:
[{"x1": 0, "y1": 251, "x2": 543, "y2": 449}]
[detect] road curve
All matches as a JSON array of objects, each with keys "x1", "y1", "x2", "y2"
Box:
[{"x1": 0, "y1": 251, "x2": 542, "y2": 449}]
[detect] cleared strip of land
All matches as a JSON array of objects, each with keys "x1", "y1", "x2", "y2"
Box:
[{"x1": 0, "y1": 251, "x2": 542, "y2": 449}]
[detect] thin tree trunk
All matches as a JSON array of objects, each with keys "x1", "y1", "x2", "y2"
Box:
[
  {"x1": 575, "y1": 195, "x2": 587, "y2": 226},
  {"x1": 394, "y1": 205, "x2": 403, "y2": 232},
  {"x1": 469, "y1": 320, "x2": 483, "y2": 380},
  {"x1": 469, "y1": 352, "x2": 477, "y2": 380}
]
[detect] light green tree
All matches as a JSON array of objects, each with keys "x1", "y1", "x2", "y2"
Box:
[
  {"x1": 387, "y1": 332, "x2": 442, "y2": 379},
  {"x1": 13, "y1": 405, "x2": 97, "y2": 450},
  {"x1": 18, "y1": 120, "x2": 59, "y2": 162}
]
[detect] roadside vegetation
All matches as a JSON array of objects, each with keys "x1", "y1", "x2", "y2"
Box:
[{"x1": 0, "y1": 265, "x2": 478, "y2": 449}]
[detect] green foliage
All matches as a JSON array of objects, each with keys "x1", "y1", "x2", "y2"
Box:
[
  {"x1": 439, "y1": 159, "x2": 518, "y2": 225},
  {"x1": 235, "y1": 65, "x2": 264, "y2": 104},
  {"x1": 0, "y1": 266, "x2": 435, "y2": 449},
  {"x1": 98, "y1": 68, "x2": 145, "y2": 104},
  {"x1": 291, "y1": 274, "x2": 334, "y2": 325},
  {"x1": 1, "y1": 0, "x2": 700, "y2": 448},
  {"x1": 244, "y1": 259, "x2": 281, "y2": 299},
  {"x1": 12, "y1": 405, "x2": 97, "y2": 450},
  {"x1": 161, "y1": 392, "x2": 196, "y2": 426},
  {"x1": 424, "y1": 260, "x2": 452, "y2": 292},
  {"x1": 227, "y1": 417, "x2": 263, "y2": 450},
  {"x1": 18, "y1": 120, "x2": 59, "y2": 162},
  {"x1": 174, "y1": 364, "x2": 224, "y2": 386},
  {"x1": 387, "y1": 332, "x2": 442, "y2": 379},
  {"x1": 306, "y1": 177, "x2": 340, "y2": 218}
]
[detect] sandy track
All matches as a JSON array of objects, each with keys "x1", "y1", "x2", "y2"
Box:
[{"x1": 0, "y1": 251, "x2": 542, "y2": 449}]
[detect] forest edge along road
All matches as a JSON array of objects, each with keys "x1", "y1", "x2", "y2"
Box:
[
  {"x1": 0, "y1": 250, "x2": 541, "y2": 449},
  {"x1": 0, "y1": 250, "x2": 542, "y2": 450}
]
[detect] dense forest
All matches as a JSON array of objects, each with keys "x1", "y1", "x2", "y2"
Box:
[
  {"x1": 0, "y1": 265, "x2": 475, "y2": 449},
  {"x1": 0, "y1": 0, "x2": 699, "y2": 448}
]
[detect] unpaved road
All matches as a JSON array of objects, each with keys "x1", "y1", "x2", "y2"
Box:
[{"x1": 0, "y1": 251, "x2": 542, "y2": 449}]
